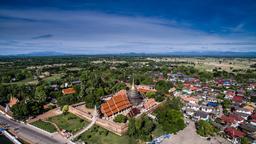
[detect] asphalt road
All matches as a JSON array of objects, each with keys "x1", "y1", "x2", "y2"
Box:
[{"x1": 0, "y1": 114, "x2": 67, "y2": 144}]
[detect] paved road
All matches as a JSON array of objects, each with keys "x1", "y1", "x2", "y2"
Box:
[{"x1": 0, "y1": 114, "x2": 68, "y2": 144}]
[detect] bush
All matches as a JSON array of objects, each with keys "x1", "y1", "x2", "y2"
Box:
[
  {"x1": 62, "y1": 105, "x2": 69, "y2": 114},
  {"x1": 114, "y1": 114, "x2": 128, "y2": 123},
  {"x1": 196, "y1": 120, "x2": 216, "y2": 137}
]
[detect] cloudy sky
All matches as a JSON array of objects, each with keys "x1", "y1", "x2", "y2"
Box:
[{"x1": 0, "y1": 0, "x2": 256, "y2": 55}]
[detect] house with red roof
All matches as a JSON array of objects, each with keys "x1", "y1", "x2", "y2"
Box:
[
  {"x1": 137, "y1": 85, "x2": 157, "y2": 94},
  {"x1": 225, "y1": 90, "x2": 236, "y2": 99},
  {"x1": 220, "y1": 115, "x2": 243, "y2": 127},
  {"x1": 224, "y1": 127, "x2": 245, "y2": 139},
  {"x1": 62, "y1": 88, "x2": 77, "y2": 95},
  {"x1": 144, "y1": 98, "x2": 157, "y2": 110},
  {"x1": 8, "y1": 97, "x2": 18, "y2": 107},
  {"x1": 232, "y1": 96, "x2": 244, "y2": 104}
]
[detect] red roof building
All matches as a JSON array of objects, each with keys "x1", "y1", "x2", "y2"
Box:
[
  {"x1": 137, "y1": 85, "x2": 157, "y2": 94},
  {"x1": 221, "y1": 114, "x2": 244, "y2": 125},
  {"x1": 8, "y1": 97, "x2": 18, "y2": 107},
  {"x1": 62, "y1": 88, "x2": 76, "y2": 95},
  {"x1": 229, "y1": 114, "x2": 244, "y2": 122},
  {"x1": 221, "y1": 115, "x2": 236, "y2": 124},
  {"x1": 232, "y1": 96, "x2": 243, "y2": 103},
  {"x1": 183, "y1": 83, "x2": 191, "y2": 88},
  {"x1": 144, "y1": 98, "x2": 157, "y2": 110},
  {"x1": 190, "y1": 86, "x2": 199, "y2": 91},
  {"x1": 224, "y1": 127, "x2": 245, "y2": 138},
  {"x1": 127, "y1": 108, "x2": 140, "y2": 118},
  {"x1": 100, "y1": 90, "x2": 132, "y2": 117}
]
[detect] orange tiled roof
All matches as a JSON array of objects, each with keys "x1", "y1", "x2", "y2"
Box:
[
  {"x1": 100, "y1": 90, "x2": 132, "y2": 117},
  {"x1": 137, "y1": 85, "x2": 157, "y2": 94},
  {"x1": 9, "y1": 97, "x2": 18, "y2": 107},
  {"x1": 62, "y1": 88, "x2": 76, "y2": 95},
  {"x1": 144, "y1": 98, "x2": 156, "y2": 109}
]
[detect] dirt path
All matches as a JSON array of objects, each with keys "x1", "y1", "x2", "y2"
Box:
[{"x1": 27, "y1": 108, "x2": 62, "y2": 123}]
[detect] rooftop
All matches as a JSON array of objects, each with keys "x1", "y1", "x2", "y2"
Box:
[
  {"x1": 101, "y1": 90, "x2": 132, "y2": 117},
  {"x1": 62, "y1": 88, "x2": 76, "y2": 95}
]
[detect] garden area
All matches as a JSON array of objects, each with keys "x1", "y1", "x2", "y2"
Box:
[
  {"x1": 78, "y1": 126, "x2": 136, "y2": 144},
  {"x1": 31, "y1": 120, "x2": 57, "y2": 133},
  {"x1": 47, "y1": 113, "x2": 88, "y2": 133}
]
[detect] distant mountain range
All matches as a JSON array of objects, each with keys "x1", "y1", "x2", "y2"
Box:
[
  {"x1": 1, "y1": 51, "x2": 256, "y2": 57},
  {"x1": 12, "y1": 51, "x2": 68, "y2": 57}
]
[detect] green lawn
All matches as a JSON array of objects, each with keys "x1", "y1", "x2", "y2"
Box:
[
  {"x1": 31, "y1": 120, "x2": 57, "y2": 133},
  {"x1": 48, "y1": 113, "x2": 88, "y2": 133},
  {"x1": 78, "y1": 126, "x2": 137, "y2": 144}
]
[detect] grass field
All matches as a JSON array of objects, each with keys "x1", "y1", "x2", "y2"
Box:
[
  {"x1": 48, "y1": 113, "x2": 88, "y2": 133},
  {"x1": 31, "y1": 120, "x2": 57, "y2": 133},
  {"x1": 78, "y1": 126, "x2": 137, "y2": 144},
  {"x1": 42, "y1": 74, "x2": 62, "y2": 82}
]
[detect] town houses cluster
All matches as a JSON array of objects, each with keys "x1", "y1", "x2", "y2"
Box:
[{"x1": 168, "y1": 73, "x2": 256, "y2": 143}]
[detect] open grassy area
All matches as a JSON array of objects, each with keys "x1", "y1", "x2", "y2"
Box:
[
  {"x1": 31, "y1": 120, "x2": 57, "y2": 133},
  {"x1": 48, "y1": 113, "x2": 88, "y2": 133},
  {"x1": 42, "y1": 74, "x2": 62, "y2": 82},
  {"x1": 78, "y1": 126, "x2": 137, "y2": 144}
]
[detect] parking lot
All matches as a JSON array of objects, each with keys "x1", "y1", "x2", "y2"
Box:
[{"x1": 161, "y1": 120, "x2": 230, "y2": 144}]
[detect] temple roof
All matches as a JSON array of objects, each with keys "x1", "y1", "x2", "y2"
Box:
[{"x1": 101, "y1": 90, "x2": 132, "y2": 117}]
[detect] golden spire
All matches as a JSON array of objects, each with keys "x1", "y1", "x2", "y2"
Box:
[{"x1": 131, "y1": 78, "x2": 135, "y2": 90}]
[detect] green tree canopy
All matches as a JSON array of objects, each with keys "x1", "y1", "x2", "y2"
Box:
[
  {"x1": 128, "y1": 116, "x2": 155, "y2": 141},
  {"x1": 113, "y1": 114, "x2": 128, "y2": 123},
  {"x1": 35, "y1": 86, "x2": 47, "y2": 102},
  {"x1": 196, "y1": 120, "x2": 216, "y2": 137},
  {"x1": 155, "y1": 80, "x2": 173, "y2": 93}
]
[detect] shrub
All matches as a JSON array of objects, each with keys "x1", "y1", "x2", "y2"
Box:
[{"x1": 113, "y1": 114, "x2": 128, "y2": 123}]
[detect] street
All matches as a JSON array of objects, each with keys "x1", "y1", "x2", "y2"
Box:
[{"x1": 0, "y1": 114, "x2": 69, "y2": 144}]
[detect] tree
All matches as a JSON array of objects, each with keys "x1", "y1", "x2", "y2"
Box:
[
  {"x1": 155, "y1": 80, "x2": 173, "y2": 93},
  {"x1": 35, "y1": 86, "x2": 47, "y2": 102},
  {"x1": 146, "y1": 92, "x2": 156, "y2": 98},
  {"x1": 11, "y1": 102, "x2": 29, "y2": 120},
  {"x1": 11, "y1": 101, "x2": 43, "y2": 120},
  {"x1": 128, "y1": 116, "x2": 155, "y2": 141},
  {"x1": 166, "y1": 97, "x2": 184, "y2": 110},
  {"x1": 157, "y1": 108, "x2": 185, "y2": 134},
  {"x1": 154, "y1": 92, "x2": 165, "y2": 102},
  {"x1": 62, "y1": 105, "x2": 69, "y2": 114},
  {"x1": 155, "y1": 96, "x2": 185, "y2": 134},
  {"x1": 222, "y1": 99, "x2": 232, "y2": 109},
  {"x1": 128, "y1": 118, "x2": 136, "y2": 136},
  {"x1": 57, "y1": 94, "x2": 77, "y2": 107},
  {"x1": 196, "y1": 120, "x2": 216, "y2": 137},
  {"x1": 113, "y1": 114, "x2": 127, "y2": 123},
  {"x1": 241, "y1": 137, "x2": 250, "y2": 144}
]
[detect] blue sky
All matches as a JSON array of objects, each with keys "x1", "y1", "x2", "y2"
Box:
[{"x1": 0, "y1": 0, "x2": 256, "y2": 55}]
